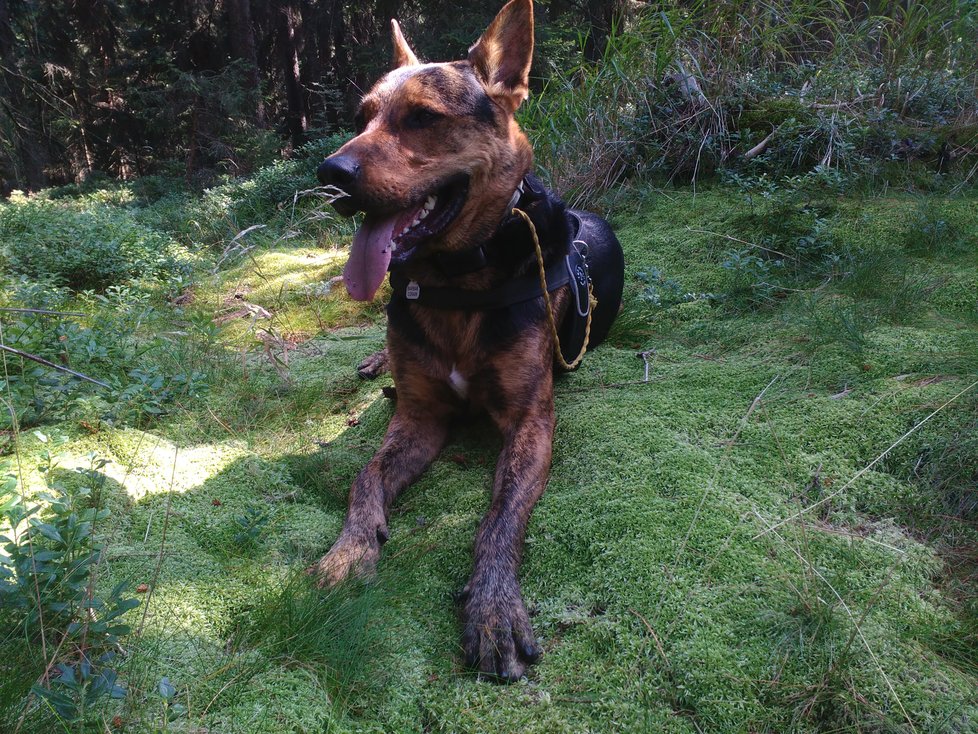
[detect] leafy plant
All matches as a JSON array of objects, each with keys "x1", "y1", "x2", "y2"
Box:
[
  {"x1": 156, "y1": 676, "x2": 187, "y2": 725},
  {"x1": 637, "y1": 267, "x2": 715, "y2": 310},
  {"x1": 721, "y1": 249, "x2": 781, "y2": 307},
  {"x1": 32, "y1": 654, "x2": 126, "y2": 724},
  {"x1": 0, "y1": 443, "x2": 139, "y2": 726},
  {"x1": 0, "y1": 197, "x2": 191, "y2": 292},
  {"x1": 233, "y1": 505, "x2": 271, "y2": 550},
  {"x1": 0, "y1": 278, "x2": 210, "y2": 430}
]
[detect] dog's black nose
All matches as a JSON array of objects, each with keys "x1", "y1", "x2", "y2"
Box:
[{"x1": 317, "y1": 155, "x2": 360, "y2": 189}]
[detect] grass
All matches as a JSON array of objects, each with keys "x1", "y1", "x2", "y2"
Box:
[
  {"x1": 520, "y1": 1, "x2": 978, "y2": 207},
  {"x1": 2, "y1": 166, "x2": 978, "y2": 731}
]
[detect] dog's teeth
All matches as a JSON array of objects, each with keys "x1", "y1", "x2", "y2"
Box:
[{"x1": 424, "y1": 195, "x2": 436, "y2": 211}]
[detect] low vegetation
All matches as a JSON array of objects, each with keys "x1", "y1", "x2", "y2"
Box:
[
  {"x1": 2, "y1": 160, "x2": 977, "y2": 731},
  {"x1": 1, "y1": 2, "x2": 977, "y2": 732}
]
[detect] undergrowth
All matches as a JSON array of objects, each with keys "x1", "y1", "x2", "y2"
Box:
[
  {"x1": 521, "y1": 0, "x2": 978, "y2": 207},
  {"x1": 1, "y1": 160, "x2": 975, "y2": 730}
]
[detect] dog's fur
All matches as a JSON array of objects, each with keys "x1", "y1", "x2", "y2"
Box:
[{"x1": 312, "y1": 0, "x2": 624, "y2": 680}]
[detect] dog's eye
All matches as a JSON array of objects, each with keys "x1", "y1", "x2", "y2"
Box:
[
  {"x1": 404, "y1": 107, "x2": 443, "y2": 130},
  {"x1": 354, "y1": 110, "x2": 368, "y2": 134}
]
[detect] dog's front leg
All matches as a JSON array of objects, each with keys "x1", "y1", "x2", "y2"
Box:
[
  {"x1": 311, "y1": 407, "x2": 448, "y2": 586},
  {"x1": 462, "y1": 395, "x2": 553, "y2": 680}
]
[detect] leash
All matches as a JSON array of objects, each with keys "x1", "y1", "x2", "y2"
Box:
[{"x1": 512, "y1": 206, "x2": 597, "y2": 371}]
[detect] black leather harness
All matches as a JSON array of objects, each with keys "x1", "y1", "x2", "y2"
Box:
[{"x1": 387, "y1": 175, "x2": 594, "y2": 368}]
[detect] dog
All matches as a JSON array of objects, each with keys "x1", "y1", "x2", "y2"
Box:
[{"x1": 312, "y1": 0, "x2": 624, "y2": 681}]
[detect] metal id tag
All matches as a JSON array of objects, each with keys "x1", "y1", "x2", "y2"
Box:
[{"x1": 406, "y1": 280, "x2": 421, "y2": 300}]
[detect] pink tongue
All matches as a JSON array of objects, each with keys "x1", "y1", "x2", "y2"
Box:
[{"x1": 344, "y1": 214, "x2": 397, "y2": 301}]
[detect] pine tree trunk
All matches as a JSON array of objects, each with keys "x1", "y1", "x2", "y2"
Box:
[
  {"x1": 278, "y1": 1, "x2": 307, "y2": 148},
  {"x1": 0, "y1": 0, "x2": 48, "y2": 190},
  {"x1": 227, "y1": 0, "x2": 265, "y2": 124}
]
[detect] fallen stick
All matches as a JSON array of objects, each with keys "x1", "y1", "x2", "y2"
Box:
[
  {"x1": 0, "y1": 344, "x2": 110, "y2": 388},
  {"x1": 742, "y1": 124, "x2": 782, "y2": 160}
]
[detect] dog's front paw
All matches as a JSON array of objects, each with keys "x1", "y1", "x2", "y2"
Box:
[
  {"x1": 307, "y1": 531, "x2": 380, "y2": 587},
  {"x1": 461, "y1": 578, "x2": 541, "y2": 682}
]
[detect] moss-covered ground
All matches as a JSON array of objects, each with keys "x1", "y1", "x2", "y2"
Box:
[{"x1": 3, "y1": 180, "x2": 978, "y2": 732}]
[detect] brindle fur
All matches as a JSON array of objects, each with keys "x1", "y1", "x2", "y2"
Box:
[{"x1": 311, "y1": 0, "x2": 621, "y2": 681}]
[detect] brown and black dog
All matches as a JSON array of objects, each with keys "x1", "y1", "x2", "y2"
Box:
[{"x1": 312, "y1": 0, "x2": 624, "y2": 680}]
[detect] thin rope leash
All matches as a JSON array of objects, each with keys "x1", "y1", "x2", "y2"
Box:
[{"x1": 512, "y1": 207, "x2": 597, "y2": 370}]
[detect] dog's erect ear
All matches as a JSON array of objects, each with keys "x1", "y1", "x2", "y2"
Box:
[
  {"x1": 467, "y1": 0, "x2": 534, "y2": 113},
  {"x1": 390, "y1": 19, "x2": 419, "y2": 68}
]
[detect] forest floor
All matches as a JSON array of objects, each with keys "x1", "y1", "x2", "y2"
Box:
[{"x1": 2, "y1": 172, "x2": 978, "y2": 732}]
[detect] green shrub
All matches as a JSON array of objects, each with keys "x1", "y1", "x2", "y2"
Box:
[
  {"x1": 185, "y1": 134, "x2": 351, "y2": 249},
  {"x1": 0, "y1": 278, "x2": 210, "y2": 430},
  {"x1": 637, "y1": 267, "x2": 716, "y2": 310},
  {"x1": 0, "y1": 445, "x2": 138, "y2": 726},
  {"x1": 521, "y1": 1, "x2": 978, "y2": 202},
  {"x1": 0, "y1": 196, "x2": 190, "y2": 291}
]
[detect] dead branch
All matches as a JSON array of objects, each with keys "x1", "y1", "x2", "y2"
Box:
[{"x1": 0, "y1": 344, "x2": 109, "y2": 388}]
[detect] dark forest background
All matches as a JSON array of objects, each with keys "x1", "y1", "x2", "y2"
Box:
[
  {"x1": 0, "y1": 0, "x2": 621, "y2": 192},
  {"x1": 2, "y1": 1, "x2": 976, "y2": 199}
]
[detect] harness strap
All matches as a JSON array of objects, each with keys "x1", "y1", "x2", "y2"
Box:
[
  {"x1": 389, "y1": 257, "x2": 571, "y2": 310},
  {"x1": 428, "y1": 178, "x2": 526, "y2": 277},
  {"x1": 385, "y1": 175, "x2": 596, "y2": 370}
]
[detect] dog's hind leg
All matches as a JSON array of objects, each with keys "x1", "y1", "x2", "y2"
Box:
[
  {"x1": 460, "y1": 374, "x2": 554, "y2": 680},
  {"x1": 357, "y1": 348, "x2": 390, "y2": 379},
  {"x1": 310, "y1": 403, "x2": 449, "y2": 586}
]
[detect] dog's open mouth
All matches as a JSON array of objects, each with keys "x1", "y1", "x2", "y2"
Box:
[{"x1": 344, "y1": 175, "x2": 469, "y2": 301}]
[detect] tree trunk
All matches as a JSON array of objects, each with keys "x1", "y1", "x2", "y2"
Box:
[
  {"x1": 278, "y1": 1, "x2": 307, "y2": 148},
  {"x1": 226, "y1": 0, "x2": 265, "y2": 124},
  {"x1": 0, "y1": 0, "x2": 48, "y2": 190},
  {"x1": 582, "y1": 0, "x2": 623, "y2": 62}
]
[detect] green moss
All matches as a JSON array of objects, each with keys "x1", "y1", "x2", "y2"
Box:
[{"x1": 4, "y1": 181, "x2": 978, "y2": 732}]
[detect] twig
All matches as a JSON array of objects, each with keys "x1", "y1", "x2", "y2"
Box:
[
  {"x1": 754, "y1": 378, "x2": 978, "y2": 540},
  {"x1": 637, "y1": 351, "x2": 654, "y2": 382},
  {"x1": 687, "y1": 228, "x2": 795, "y2": 260},
  {"x1": 0, "y1": 307, "x2": 87, "y2": 317},
  {"x1": 811, "y1": 93, "x2": 875, "y2": 109},
  {"x1": 205, "y1": 406, "x2": 236, "y2": 436},
  {"x1": 742, "y1": 124, "x2": 782, "y2": 161},
  {"x1": 0, "y1": 343, "x2": 109, "y2": 388},
  {"x1": 630, "y1": 609, "x2": 669, "y2": 668}
]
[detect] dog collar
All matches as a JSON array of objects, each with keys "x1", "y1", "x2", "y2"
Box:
[
  {"x1": 425, "y1": 177, "x2": 530, "y2": 277},
  {"x1": 506, "y1": 179, "x2": 525, "y2": 212}
]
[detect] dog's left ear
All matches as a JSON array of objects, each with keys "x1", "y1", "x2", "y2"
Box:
[
  {"x1": 391, "y1": 19, "x2": 419, "y2": 68},
  {"x1": 468, "y1": 0, "x2": 534, "y2": 113}
]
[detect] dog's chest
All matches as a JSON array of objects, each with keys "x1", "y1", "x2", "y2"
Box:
[
  {"x1": 388, "y1": 294, "x2": 551, "y2": 408},
  {"x1": 447, "y1": 364, "x2": 469, "y2": 398}
]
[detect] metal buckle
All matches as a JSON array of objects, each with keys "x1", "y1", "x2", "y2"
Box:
[{"x1": 566, "y1": 241, "x2": 591, "y2": 319}]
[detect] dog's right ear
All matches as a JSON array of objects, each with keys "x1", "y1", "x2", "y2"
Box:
[
  {"x1": 468, "y1": 0, "x2": 534, "y2": 113},
  {"x1": 391, "y1": 20, "x2": 419, "y2": 68}
]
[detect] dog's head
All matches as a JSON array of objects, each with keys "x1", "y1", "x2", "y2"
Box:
[{"x1": 317, "y1": 0, "x2": 535, "y2": 300}]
